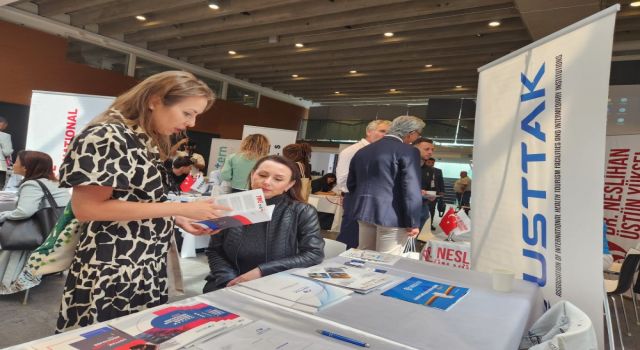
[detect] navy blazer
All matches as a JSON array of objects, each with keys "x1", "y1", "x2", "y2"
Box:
[{"x1": 346, "y1": 136, "x2": 422, "y2": 228}]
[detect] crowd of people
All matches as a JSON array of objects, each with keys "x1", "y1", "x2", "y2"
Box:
[{"x1": 0, "y1": 71, "x2": 476, "y2": 335}]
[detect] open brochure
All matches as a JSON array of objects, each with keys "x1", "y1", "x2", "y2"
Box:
[
  {"x1": 339, "y1": 248, "x2": 402, "y2": 266},
  {"x1": 187, "y1": 320, "x2": 353, "y2": 350},
  {"x1": 194, "y1": 189, "x2": 273, "y2": 230},
  {"x1": 108, "y1": 297, "x2": 250, "y2": 350},
  {"x1": 291, "y1": 263, "x2": 399, "y2": 294},
  {"x1": 231, "y1": 272, "x2": 353, "y2": 314},
  {"x1": 382, "y1": 276, "x2": 470, "y2": 311}
]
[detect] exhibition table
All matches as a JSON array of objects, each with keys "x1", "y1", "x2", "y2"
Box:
[{"x1": 8, "y1": 255, "x2": 542, "y2": 350}]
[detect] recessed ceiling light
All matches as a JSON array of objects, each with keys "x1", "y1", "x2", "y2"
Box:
[
  {"x1": 425, "y1": 64, "x2": 433, "y2": 68},
  {"x1": 631, "y1": 1, "x2": 640, "y2": 7},
  {"x1": 616, "y1": 117, "x2": 625, "y2": 124},
  {"x1": 334, "y1": 91, "x2": 341, "y2": 94},
  {"x1": 291, "y1": 74, "x2": 299, "y2": 78},
  {"x1": 389, "y1": 88, "x2": 397, "y2": 92},
  {"x1": 135, "y1": 15, "x2": 146, "y2": 21},
  {"x1": 488, "y1": 21, "x2": 501, "y2": 27},
  {"x1": 295, "y1": 43, "x2": 304, "y2": 48},
  {"x1": 208, "y1": 1, "x2": 221, "y2": 10},
  {"x1": 349, "y1": 70, "x2": 357, "y2": 74},
  {"x1": 384, "y1": 32, "x2": 394, "y2": 37},
  {"x1": 228, "y1": 50, "x2": 237, "y2": 55},
  {"x1": 456, "y1": 85, "x2": 463, "y2": 88}
]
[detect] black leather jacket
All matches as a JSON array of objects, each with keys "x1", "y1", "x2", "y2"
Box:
[{"x1": 205, "y1": 194, "x2": 325, "y2": 290}]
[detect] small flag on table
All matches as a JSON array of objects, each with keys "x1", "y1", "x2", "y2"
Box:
[
  {"x1": 439, "y1": 208, "x2": 471, "y2": 237},
  {"x1": 180, "y1": 174, "x2": 196, "y2": 192}
]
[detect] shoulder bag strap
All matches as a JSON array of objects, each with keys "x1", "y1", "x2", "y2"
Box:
[
  {"x1": 296, "y1": 162, "x2": 306, "y2": 178},
  {"x1": 33, "y1": 179, "x2": 60, "y2": 210}
]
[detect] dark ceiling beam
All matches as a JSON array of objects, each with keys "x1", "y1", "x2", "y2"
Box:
[
  {"x1": 267, "y1": 71, "x2": 479, "y2": 89},
  {"x1": 148, "y1": 0, "x2": 513, "y2": 50},
  {"x1": 202, "y1": 32, "x2": 528, "y2": 69},
  {"x1": 168, "y1": 7, "x2": 521, "y2": 58},
  {"x1": 277, "y1": 80, "x2": 479, "y2": 95},
  {"x1": 98, "y1": 0, "x2": 306, "y2": 36},
  {"x1": 514, "y1": 0, "x2": 600, "y2": 40},
  {"x1": 127, "y1": 0, "x2": 411, "y2": 43},
  {"x1": 37, "y1": 0, "x2": 112, "y2": 17},
  {"x1": 184, "y1": 18, "x2": 525, "y2": 64},
  {"x1": 250, "y1": 65, "x2": 483, "y2": 84},
  {"x1": 70, "y1": 0, "x2": 202, "y2": 26},
  {"x1": 227, "y1": 55, "x2": 497, "y2": 76}
]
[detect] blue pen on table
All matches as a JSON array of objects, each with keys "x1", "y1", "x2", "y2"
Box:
[{"x1": 317, "y1": 330, "x2": 370, "y2": 348}]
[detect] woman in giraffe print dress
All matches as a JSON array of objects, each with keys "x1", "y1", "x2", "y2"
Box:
[{"x1": 56, "y1": 71, "x2": 228, "y2": 332}]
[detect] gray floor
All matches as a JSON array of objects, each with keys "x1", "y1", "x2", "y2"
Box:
[{"x1": 2, "y1": 252, "x2": 640, "y2": 349}]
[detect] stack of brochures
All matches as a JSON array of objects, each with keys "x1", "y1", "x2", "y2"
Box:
[
  {"x1": 194, "y1": 189, "x2": 274, "y2": 230},
  {"x1": 231, "y1": 272, "x2": 353, "y2": 313},
  {"x1": 382, "y1": 276, "x2": 470, "y2": 311},
  {"x1": 339, "y1": 248, "x2": 401, "y2": 266},
  {"x1": 108, "y1": 297, "x2": 251, "y2": 350},
  {"x1": 292, "y1": 263, "x2": 399, "y2": 294},
  {"x1": 26, "y1": 298, "x2": 250, "y2": 350}
]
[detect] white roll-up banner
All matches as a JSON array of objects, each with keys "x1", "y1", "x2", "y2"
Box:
[
  {"x1": 242, "y1": 125, "x2": 298, "y2": 156},
  {"x1": 604, "y1": 134, "x2": 640, "y2": 260},
  {"x1": 26, "y1": 91, "x2": 114, "y2": 171},
  {"x1": 472, "y1": 6, "x2": 618, "y2": 347}
]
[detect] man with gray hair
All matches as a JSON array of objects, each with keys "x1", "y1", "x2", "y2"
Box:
[
  {"x1": 346, "y1": 115, "x2": 425, "y2": 255},
  {"x1": 335, "y1": 119, "x2": 390, "y2": 249}
]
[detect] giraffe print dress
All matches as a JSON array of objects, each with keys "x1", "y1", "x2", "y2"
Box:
[{"x1": 56, "y1": 114, "x2": 174, "y2": 332}]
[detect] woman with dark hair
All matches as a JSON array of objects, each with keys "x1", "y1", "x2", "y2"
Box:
[
  {"x1": 165, "y1": 156, "x2": 193, "y2": 193},
  {"x1": 311, "y1": 173, "x2": 337, "y2": 195},
  {"x1": 203, "y1": 155, "x2": 325, "y2": 292},
  {"x1": 282, "y1": 143, "x2": 312, "y2": 179},
  {"x1": 0, "y1": 151, "x2": 70, "y2": 294},
  {"x1": 0, "y1": 151, "x2": 70, "y2": 223}
]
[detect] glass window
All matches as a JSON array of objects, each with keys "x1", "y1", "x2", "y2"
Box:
[
  {"x1": 197, "y1": 76, "x2": 223, "y2": 99},
  {"x1": 227, "y1": 84, "x2": 258, "y2": 107},
  {"x1": 66, "y1": 38, "x2": 128, "y2": 74},
  {"x1": 134, "y1": 58, "x2": 176, "y2": 80}
]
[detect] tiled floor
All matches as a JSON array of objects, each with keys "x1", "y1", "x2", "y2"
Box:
[{"x1": 2, "y1": 248, "x2": 640, "y2": 349}]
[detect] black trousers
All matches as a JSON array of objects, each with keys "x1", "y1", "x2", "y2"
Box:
[{"x1": 0, "y1": 171, "x2": 6, "y2": 190}]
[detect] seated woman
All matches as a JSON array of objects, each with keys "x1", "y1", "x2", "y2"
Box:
[
  {"x1": 165, "y1": 156, "x2": 193, "y2": 193},
  {"x1": 0, "y1": 150, "x2": 71, "y2": 294},
  {"x1": 311, "y1": 173, "x2": 337, "y2": 195},
  {"x1": 203, "y1": 155, "x2": 325, "y2": 293}
]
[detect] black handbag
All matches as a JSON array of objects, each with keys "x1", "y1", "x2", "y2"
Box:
[{"x1": 0, "y1": 179, "x2": 64, "y2": 250}]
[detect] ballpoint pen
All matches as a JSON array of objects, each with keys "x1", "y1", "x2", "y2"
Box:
[{"x1": 317, "y1": 329, "x2": 370, "y2": 348}]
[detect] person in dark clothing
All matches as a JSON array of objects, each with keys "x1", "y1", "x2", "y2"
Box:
[
  {"x1": 203, "y1": 155, "x2": 325, "y2": 293},
  {"x1": 165, "y1": 156, "x2": 193, "y2": 193},
  {"x1": 311, "y1": 173, "x2": 337, "y2": 194}
]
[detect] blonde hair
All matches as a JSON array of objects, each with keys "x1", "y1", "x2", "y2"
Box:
[
  {"x1": 366, "y1": 119, "x2": 391, "y2": 131},
  {"x1": 90, "y1": 71, "x2": 215, "y2": 159},
  {"x1": 239, "y1": 134, "x2": 270, "y2": 160}
]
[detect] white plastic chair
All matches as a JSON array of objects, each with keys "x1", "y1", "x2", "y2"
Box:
[
  {"x1": 323, "y1": 238, "x2": 346, "y2": 259},
  {"x1": 520, "y1": 301, "x2": 597, "y2": 350}
]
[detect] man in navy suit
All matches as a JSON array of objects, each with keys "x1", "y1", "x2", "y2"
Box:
[{"x1": 347, "y1": 115, "x2": 425, "y2": 255}]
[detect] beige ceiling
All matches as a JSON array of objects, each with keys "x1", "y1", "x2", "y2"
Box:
[{"x1": 10, "y1": 0, "x2": 640, "y2": 104}]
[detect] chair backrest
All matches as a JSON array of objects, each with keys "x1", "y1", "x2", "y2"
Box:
[
  {"x1": 323, "y1": 238, "x2": 347, "y2": 259},
  {"x1": 611, "y1": 250, "x2": 640, "y2": 295},
  {"x1": 522, "y1": 301, "x2": 597, "y2": 350}
]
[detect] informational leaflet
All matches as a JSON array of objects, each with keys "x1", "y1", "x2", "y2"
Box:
[
  {"x1": 27, "y1": 326, "x2": 147, "y2": 350},
  {"x1": 188, "y1": 320, "x2": 353, "y2": 350},
  {"x1": 291, "y1": 263, "x2": 398, "y2": 294},
  {"x1": 382, "y1": 277, "x2": 469, "y2": 311},
  {"x1": 194, "y1": 189, "x2": 273, "y2": 230},
  {"x1": 109, "y1": 297, "x2": 250, "y2": 350},
  {"x1": 339, "y1": 249, "x2": 401, "y2": 266},
  {"x1": 232, "y1": 272, "x2": 352, "y2": 313}
]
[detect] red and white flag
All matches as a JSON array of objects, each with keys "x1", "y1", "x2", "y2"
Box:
[
  {"x1": 439, "y1": 208, "x2": 471, "y2": 236},
  {"x1": 180, "y1": 175, "x2": 196, "y2": 193}
]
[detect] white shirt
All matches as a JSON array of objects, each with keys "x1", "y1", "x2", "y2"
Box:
[{"x1": 335, "y1": 138, "x2": 370, "y2": 193}]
